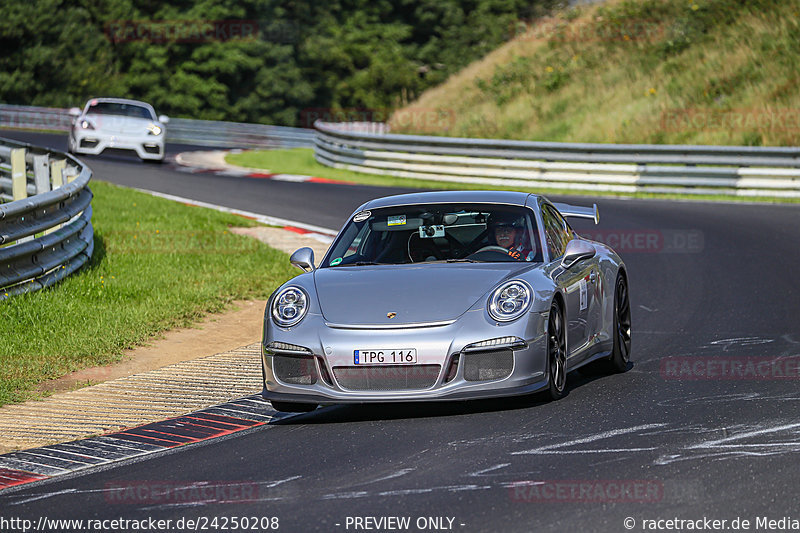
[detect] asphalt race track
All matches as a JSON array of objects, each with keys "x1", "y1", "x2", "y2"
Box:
[{"x1": 2, "y1": 131, "x2": 800, "y2": 532}]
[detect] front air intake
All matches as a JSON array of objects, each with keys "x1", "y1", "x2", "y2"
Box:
[
  {"x1": 273, "y1": 355, "x2": 317, "y2": 385},
  {"x1": 463, "y1": 349, "x2": 513, "y2": 381},
  {"x1": 332, "y1": 365, "x2": 441, "y2": 391}
]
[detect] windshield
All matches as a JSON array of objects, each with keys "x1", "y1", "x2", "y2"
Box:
[
  {"x1": 85, "y1": 101, "x2": 154, "y2": 120},
  {"x1": 322, "y1": 203, "x2": 542, "y2": 267}
]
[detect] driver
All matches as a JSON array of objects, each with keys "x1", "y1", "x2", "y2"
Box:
[{"x1": 489, "y1": 213, "x2": 535, "y2": 261}]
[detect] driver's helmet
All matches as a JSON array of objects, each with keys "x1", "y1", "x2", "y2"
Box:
[
  {"x1": 487, "y1": 212, "x2": 525, "y2": 231},
  {"x1": 487, "y1": 211, "x2": 530, "y2": 252}
]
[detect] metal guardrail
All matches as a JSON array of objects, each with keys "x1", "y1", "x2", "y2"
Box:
[
  {"x1": 0, "y1": 104, "x2": 315, "y2": 149},
  {"x1": 314, "y1": 122, "x2": 800, "y2": 197},
  {"x1": 5, "y1": 104, "x2": 798, "y2": 196},
  {"x1": 0, "y1": 137, "x2": 94, "y2": 300},
  {"x1": 167, "y1": 118, "x2": 314, "y2": 148}
]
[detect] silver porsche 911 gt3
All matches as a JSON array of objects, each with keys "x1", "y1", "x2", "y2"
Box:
[{"x1": 261, "y1": 191, "x2": 631, "y2": 412}]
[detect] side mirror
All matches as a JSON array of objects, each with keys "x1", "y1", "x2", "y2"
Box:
[
  {"x1": 159, "y1": 115, "x2": 170, "y2": 124},
  {"x1": 561, "y1": 239, "x2": 595, "y2": 269},
  {"x1": 290, "y1": 247, "x2": 315, "y2": 272},
  {"x1": 68, "y1": 107, "x2": 81, "y2": 117}
]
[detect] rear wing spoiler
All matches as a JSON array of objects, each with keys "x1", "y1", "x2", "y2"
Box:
[{"x1": 552, "y1": 202, "x2": 599, "y2": 224}]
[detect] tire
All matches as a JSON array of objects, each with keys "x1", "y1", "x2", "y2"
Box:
[
  {"x1": 605, "y1": 273, "x2": 631, "y2": 373},
  {"x1": 270, "y1": 400, "x2": 318, "y2": 413},
  {"x1": 546, "y1": 299, "x2": 567, "y2": 400}
]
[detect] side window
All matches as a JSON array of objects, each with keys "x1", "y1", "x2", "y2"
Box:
[
  {"x1": 556, "y1": 210, "x2": 575, "y2": 245},
  {"x1": 344, "y1": 223, "x2": 369, "y2": 258},
  {"x1": 542, "y1": 205, "x2": 569, "y2": 260}
]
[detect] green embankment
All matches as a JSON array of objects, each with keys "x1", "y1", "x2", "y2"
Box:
[
  {"x1": 389, "y1": 0, "x2": 800, "y2": 147},
  {"x1": 0, "y1": 181, "x2": 297, "y2": 406}
]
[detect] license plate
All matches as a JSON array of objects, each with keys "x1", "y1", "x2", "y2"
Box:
[{"x1": 354, "y1": 349, "x2": 417, "y2": 365}]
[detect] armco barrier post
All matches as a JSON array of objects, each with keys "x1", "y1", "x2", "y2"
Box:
[
  {"x1": 11, "y1": 148, "x2": 26, "y2": 201},
  {"x1": 33, "y1": 154, "x2": 51, "y2": 194},
  {"x1": 50, "y1": 159, "x2": 65, "y2": 189},
  {"x1": 46, "y1": 159, "x2": 66, "y2": 234}
]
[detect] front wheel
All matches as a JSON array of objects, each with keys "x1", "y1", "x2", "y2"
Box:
[
  {"x1": 546, "y1": 300, "x2": 567, "y2": 400},
  {"x1": 605, "y1": 273, "x2": 631, "y2": 373},
  {"x1": 270, "y1": 400, "x2": 318, "y2": 413}
]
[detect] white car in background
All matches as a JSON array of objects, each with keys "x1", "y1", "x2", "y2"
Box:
[{"x1": 68, "y1": 98, "x2": 169, "y2": 162}]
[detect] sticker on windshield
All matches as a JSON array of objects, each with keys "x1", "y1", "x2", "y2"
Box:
[
  {"x1": 330, "y1": 257, "x2": 343, "y2": 266},
  {"x1": 388, "y1": 215, "x2": 407, "y2": 226},
  {"x1": 353, "y1": 211, "x2": 371, "y2": 223}
]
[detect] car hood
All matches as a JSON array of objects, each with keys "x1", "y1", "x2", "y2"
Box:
[
  {"x1": 313, "y1": 263, "x2": 531, "y2": 326},
  {"x1": 84, "y1": 114, "x2": 156, "y2": 134}
]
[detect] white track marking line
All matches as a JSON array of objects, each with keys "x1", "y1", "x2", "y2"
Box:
[
  {"x1": 512, "y1": 423, "x2": 667, "y2": 455},
  {"x1": 130, "y1": 187, "x2": 337, "y2": 240}
]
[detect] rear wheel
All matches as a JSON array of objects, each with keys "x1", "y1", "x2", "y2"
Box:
[
  {"x1": 605, "y1": 273, "x2": 631, "y2": 373},
  {"x1": 546, "y1": 300, "x2": 567, "y2": 400},
  {"x1": 270, "y1": 400, "x2": 318, "y2": 413}
]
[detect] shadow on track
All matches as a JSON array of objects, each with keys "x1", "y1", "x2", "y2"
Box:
[{"x1": 269, "y1": 362, "x2": 633, "y2": 425}]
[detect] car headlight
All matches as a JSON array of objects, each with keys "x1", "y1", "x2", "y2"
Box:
[
  {"x1": 488, "y1": 280, "x2": 533, "y2": 322},
  {"x1": 271, "y1": 286, "x2": 309, "y2": 327},
  {"x1": 80, "y1": 120, "x2": 94, "y2": 130},
  {"x1": 147, "y1": 124, "x2": 162, "y2": 136}
]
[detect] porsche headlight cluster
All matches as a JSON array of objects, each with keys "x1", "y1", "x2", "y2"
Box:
[
  {"x1": 147, "y1": 124, "x2": 163, "y2": 136},
  {"x1": 80, "y1": 120, "x2": 94, "y2": 130},
  {"x1": 488, "y1": 280, "x2": 533, "y2": 322},
  {"x1": 271, "y1": 286, "x2": 309, "y2": 327}
]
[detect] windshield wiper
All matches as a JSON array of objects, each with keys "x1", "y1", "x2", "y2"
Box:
[
  {"x1": 336, "y1": 261, "x2": 382, "y2": 267},
  {"x1": 444, "y1": 258, "x2": 481, "y2": 263}
]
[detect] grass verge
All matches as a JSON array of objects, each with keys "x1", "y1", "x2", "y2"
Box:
[
  {"x1": 226, "y1": 148, "x2": 800, "y2": 204},
  {"x1": 0, "y1": 180, "x2": 298, "y2": 406}
]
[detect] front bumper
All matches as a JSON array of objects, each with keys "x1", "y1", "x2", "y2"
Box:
[
  {"x1": 261, "y1": 308, "x2": 550, "y2": 404},
  {"x1": 72, "y1": 130, "x2": 164, "y2": 160}
]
